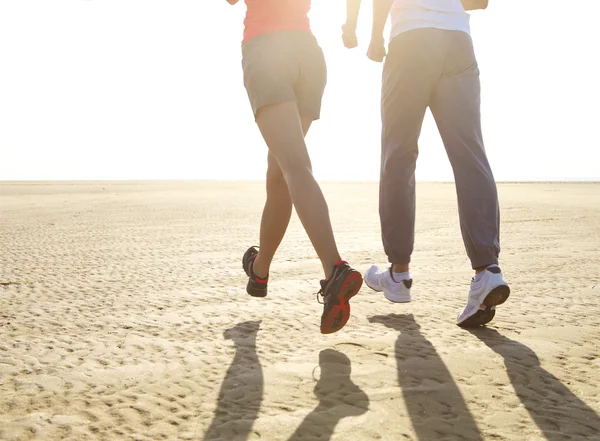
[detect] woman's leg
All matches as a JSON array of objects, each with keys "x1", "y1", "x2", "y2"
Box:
[
  {"x1": 252, "y1": 116, "x2": 315, "y2": 278},
  {"x1": 254, "y1": 101, "x2": 341, "y2": 279},
  {"x1": 252, "y1": 154, "x2": 292, "y2": 278}
]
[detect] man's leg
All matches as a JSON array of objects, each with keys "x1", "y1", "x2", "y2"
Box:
[
  {"x1": 252, "y1": 119, "x2": 313, "y2": 278},
  {"x1": 429, "y1": 32, "x2": 500, "y2": 270},
  {"x1": 365, "y1": 30, "x2": 440, "y2": 303},
  {"x1": 380, "y1": 31, "x2": 437, "y2": 268},
  {"x1": 430, "y1": 31, "x2": 508, "y2": 327},
  {"x1": 255, "y1": 101, "x2": 341, "y2": 279}
]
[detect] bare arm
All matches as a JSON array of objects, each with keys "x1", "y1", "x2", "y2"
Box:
[
  {"x1": 371, "y1": 0, "x2": 393, "y2": 40},
  {"x1": 461, "y1": 0, "x2": 488, "y2": 11},
  {"x1": 342, "y1": 0, "x2": 362, "y2": 48},
  {"x1": 367, "y1": 0, "x2": 393, "y2": 62},
  {"x1": 345, "y1": 0, "x2": 362, "y2": 30}
]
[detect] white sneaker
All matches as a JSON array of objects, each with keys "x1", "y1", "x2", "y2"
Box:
[
  {"x1": 457, "y1": 265, "x2": 510, "y2": 328},
  {"x1": 364, "y1": 265, "x2": 412, "y2": 303}
]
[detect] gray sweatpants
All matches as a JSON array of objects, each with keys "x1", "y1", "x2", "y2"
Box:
[{"x1": 380, "y1": 28, "x2": 500, "y2": 269}]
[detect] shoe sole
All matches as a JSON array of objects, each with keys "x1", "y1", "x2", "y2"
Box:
[
  {"x1": 320, "y1": 271, "x2": 363, "y2": 335},
  {"x1": 384, "y1": 292, "x2": 411, "y2": 303},
  {"x1": 457, "y1": 284, "x2": 510, "y2": 328},
  {"x1": 247, "y1": 284, "x2": 267, "y2": 298},
  {"x1": 364, "y1": 267, "x2": 383, "y2": 293},
  {"x1": 365, "y1": 279, "x2": 411, "y2": 303},
  {"x1": 364, "y1": 278, "x2": 381, "y2": 292}
]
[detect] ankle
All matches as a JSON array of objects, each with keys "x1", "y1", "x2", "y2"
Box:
[
  {"x1": 323, "y1": 256, "x2": 344, "y2": 280},
  {"x1": 252, "y1": 255, "x2": 269, "y2": 279},
  {"x1": 393, "y1": 263, "x2": 409, "y2": 273},
  {"x1": 474, "y1": 263, "x2": 496, "y2": 274}
]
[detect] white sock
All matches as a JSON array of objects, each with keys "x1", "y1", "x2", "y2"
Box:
[
  {"x1": 392, "y1": 271, "x2": 410, "y2": 282},
  {"x1": 474, "y1": 264, "x2": 498, "y2": 283}
]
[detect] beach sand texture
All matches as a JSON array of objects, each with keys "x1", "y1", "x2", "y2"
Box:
[{"x1": 1, "y1": 181, "x2": 599, "y2": 441}]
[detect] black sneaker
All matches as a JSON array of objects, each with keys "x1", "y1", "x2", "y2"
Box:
[
  {"x1": 242, "y1": 246, "x2": 268, "y2": 297},
  {"x1": 317, "y1": 261, "x2": 363, "y2": 334}
]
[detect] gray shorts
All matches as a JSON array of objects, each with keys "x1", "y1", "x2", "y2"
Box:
[{"x1": 242, "y1": 31, "x2": 327, "y2": 120}]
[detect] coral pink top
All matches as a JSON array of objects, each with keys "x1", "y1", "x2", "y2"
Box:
[{"x1": 243, "y1": 0, "x2": 312, "y2": 45}]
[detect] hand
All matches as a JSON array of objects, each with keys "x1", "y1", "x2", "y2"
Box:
[
  {"x1": 342, "y1": 24, "x2": 358, "y2": 49},
  {"x1": 367, "y1": 36, "x2": 386, "y2": 62}
]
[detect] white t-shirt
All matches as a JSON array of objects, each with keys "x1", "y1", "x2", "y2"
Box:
[{"x1": 390, "y1": 0, "x2": 470, "y2": 39}]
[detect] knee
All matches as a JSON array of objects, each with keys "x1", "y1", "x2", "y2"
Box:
[
  {"x1": 381, "y1": 147, "x2": 418, "y2": 176},
  {"x1": 267, "y1": 152, "x2": 313, "y2": 187},
  {"x1": 281, "y1": 162, "x2": 314, "y2": 186},
  {"x1": 280, "y1": 154, "x2": 313, "y2": 179},
  {"x1": 266, "y1": 163, "x2": 286, "y2": 188}
]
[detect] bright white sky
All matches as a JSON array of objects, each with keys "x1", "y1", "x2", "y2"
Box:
[{"x1": 1, "y1": 0, "x2": 598, "y2": 181}]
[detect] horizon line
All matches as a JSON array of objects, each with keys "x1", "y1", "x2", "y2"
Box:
[{"x1": 1, "y1": 178, "x2": 599, "y2": 185}]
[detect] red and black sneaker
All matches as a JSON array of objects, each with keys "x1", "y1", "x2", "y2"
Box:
[
  {"x1": 242, "y1": 246, "x2": 268, "y2": 298},
  {"x1": 317, "y1": 261, "x2": 363, "y2": 334}
]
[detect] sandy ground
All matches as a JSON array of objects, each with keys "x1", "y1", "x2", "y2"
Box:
[{"x1": 1, "y1": 181, "x2": 599, "y2": 441}]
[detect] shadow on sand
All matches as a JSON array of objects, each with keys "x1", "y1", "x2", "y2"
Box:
[
  {"x1": 369, "y1": 314, "x2": 483, "y2": 441},
  {"x1": 203, "y1": 320, "x2": 263, "y2": 441},
  {"x1": 287, "y1": 349, "x2": 369, "y2": 441},
  {"x1": 469, "y1": 327, "x2": 600, "y2": 440}
]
